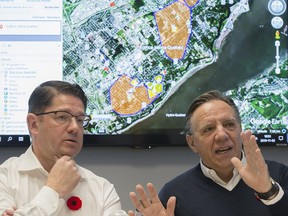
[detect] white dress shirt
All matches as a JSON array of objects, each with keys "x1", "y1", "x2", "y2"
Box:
[
  {"x1": 0, "y1": 146, "x2": 121, "y2": 216},
  {"x1": 200, "y1": 152, "x2": 284, "y2": 205}
]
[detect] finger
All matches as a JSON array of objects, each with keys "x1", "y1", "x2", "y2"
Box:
[
  {"x1": 57, "y1": 155, "x2": 72, "y2": 161},
  {"x1": 146, "y1": 183, "x2": 160, "y2": 203},
  {"x1": 5, "y1": 209, "x2": 15, "y2": 215},
  {"x1": 127, "y1": 210, "x2": 135, "y2": 216},
  {"x1": 135, "y1": 184, "x2": 151, "y2": 208},
  {"x1": 255, "y1": 148, "x2": 266, "y2": 166},
  {"x1": 167, "y1": 196, "x2": 176, "y2": 216},
  {"x1": 60, "y1": 156, "x2": 77, "y2": 167},
  {"x1": 243, "y1": 132, "x2": 263, "y2": 168},
  {"x1": 231, "y1": 157, "x2": 243, "y2": 172},
  {"x1": 67, "y1": 158, "x2": 77, "y2": 167},
  {"x1": 242, "y1": 130, "x2": 258, "y2": 152},
  {"x1": 254, "y1": 148, "x2": 269, "y2": 176},
  {"x1": 248, "y1": 132, "x2": 259, "y2": 152},
  {"x1": 241, "y1": 130, "x2": 251, "y2": 153},
  {"x1": 241, "y1": 131, "x2": 258, "y2": 165},
  {"x1": 129, "y1": 191, "x2": 144, "y2": 212},
  {"x1": 2, "y1": 209, "x2": 14, "y2": 216}
]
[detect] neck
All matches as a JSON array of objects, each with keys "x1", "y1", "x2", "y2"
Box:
[
  {"x1": 216, "y1": 170, "x2": 233, "y2": 183},
  {"x1": 32, "y1": 145, "x2": 54, "y2": 172}
]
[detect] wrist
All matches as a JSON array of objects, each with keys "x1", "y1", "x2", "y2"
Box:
[{"x1": 254, "y1": 179, "x2": 280, "y2": 200}]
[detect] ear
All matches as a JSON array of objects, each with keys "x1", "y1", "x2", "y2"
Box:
[
  {"x1": 186, "y1": 134, "x2": 198, "y2": 154},
  {"x1": 26, "y1": 113, "x2": 39, "y2": 134}
]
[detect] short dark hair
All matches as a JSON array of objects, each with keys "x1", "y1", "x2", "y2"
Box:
[
  {"x1": 28, "y1": 80, "x2": 88, "y2": 113},
  {"x1": 184, "y1": 90, "x2": 241, "y2": 135}
]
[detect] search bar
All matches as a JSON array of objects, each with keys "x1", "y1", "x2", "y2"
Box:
[{"x1": 0, "y1": 21, "x2": 60, "y2": 35}]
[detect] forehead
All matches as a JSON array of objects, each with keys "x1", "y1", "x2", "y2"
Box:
[
  {"x1": 49, "y1": 94, "x2": 84, "y2": 109},
  {"x1": 191, "y1": 100, "x2": 236, "y2": 123}
]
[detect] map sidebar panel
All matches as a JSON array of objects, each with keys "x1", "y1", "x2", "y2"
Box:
[{"x1": 0, "y1": 0, "x2": 62, "y2": 146}]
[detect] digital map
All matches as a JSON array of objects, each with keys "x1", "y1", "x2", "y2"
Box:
[{"x1": 62, "y1": 0, "x2": 288, "y2": 135}]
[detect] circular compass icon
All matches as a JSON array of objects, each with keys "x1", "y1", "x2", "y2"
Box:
[
  {"x1": 268, "y1": 0, "x2": 287, "y2": 16},
  {"x1": 271, "y1": 16, "x2": 284, "y2": 29}
]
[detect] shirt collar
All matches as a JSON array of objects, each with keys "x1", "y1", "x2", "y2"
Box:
[
  {"x1": 200, "y1": 151, "x2": 246, "y2": 191},
  {"x1": 18, "y1": 145, "x2": 45, "y2": 172},
  {"x1": 18, "y1": 145, "x2": 86, "y2": 182}
]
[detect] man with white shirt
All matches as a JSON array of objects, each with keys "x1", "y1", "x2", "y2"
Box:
[
  {"x1": 0, "y1": 81, "x2": 121, "y2": 216},
  {"x1": 128, "y1": 90, "x2": 288, "y2": 216}
]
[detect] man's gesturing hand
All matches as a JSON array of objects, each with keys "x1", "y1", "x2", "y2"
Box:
[
  {"x1": 128, "y1": 183, "x2": 175, "y2": 216},
  {"x1": 231, "y1": 130, "x2": 272, "y2": 193}
]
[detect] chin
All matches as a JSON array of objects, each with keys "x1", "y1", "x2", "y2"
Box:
[{"x1": 61, "y1": 146, "x2": 80, "y2": 156}]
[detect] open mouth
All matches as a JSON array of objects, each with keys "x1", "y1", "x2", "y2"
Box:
[{"x1": 215, "y1": 147, "x2": 232, "y2": 154}]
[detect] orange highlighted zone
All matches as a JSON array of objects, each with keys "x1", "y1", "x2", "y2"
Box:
[
  {"x1": 110, "y1": 75, "x2": 163, "y2": 115},
  {"x1": 155, "y1": 0, "x2": 198, "y2": 60},
  {"x1": 185, "y1": 0, "x2": 199, "y2": 7}
]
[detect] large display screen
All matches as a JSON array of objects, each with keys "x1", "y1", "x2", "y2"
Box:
[{"x1": 0, "y1": 0, "x2": 287, "y2": 147}]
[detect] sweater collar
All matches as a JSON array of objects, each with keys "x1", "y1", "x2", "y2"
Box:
[{"x1": 200, "y1": 151, "x2": 246, "y2": 191}]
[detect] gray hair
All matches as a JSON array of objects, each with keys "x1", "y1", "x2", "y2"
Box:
[{"x1": 184, "y1": 90, "x2": 241, "y2": 135}]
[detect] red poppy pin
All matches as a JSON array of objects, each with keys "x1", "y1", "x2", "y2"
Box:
[{"x1": 67, "y1": 196, "x2": 82, "y2": 211}]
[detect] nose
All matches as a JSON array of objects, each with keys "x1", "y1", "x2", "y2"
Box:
[
  {"x1": 214, "y1": 125, "x2": 229, "y2": 142},
  {"x1": 67, "y1": 117, "x2": 82, "y2": 132}
]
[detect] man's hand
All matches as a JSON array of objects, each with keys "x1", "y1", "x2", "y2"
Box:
[
  {"x1": 2, "y1": 207, "x2": 16, "y2": 216},
  {"x1": 46, "y1": 155, "x2": 80, "y2": 198},
  {"x1": 128, "y1": 183, "x2": 175, "y2": 216},
  {"x1": 231, "y1": 130, "x2": 272, "y2": 193}
]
